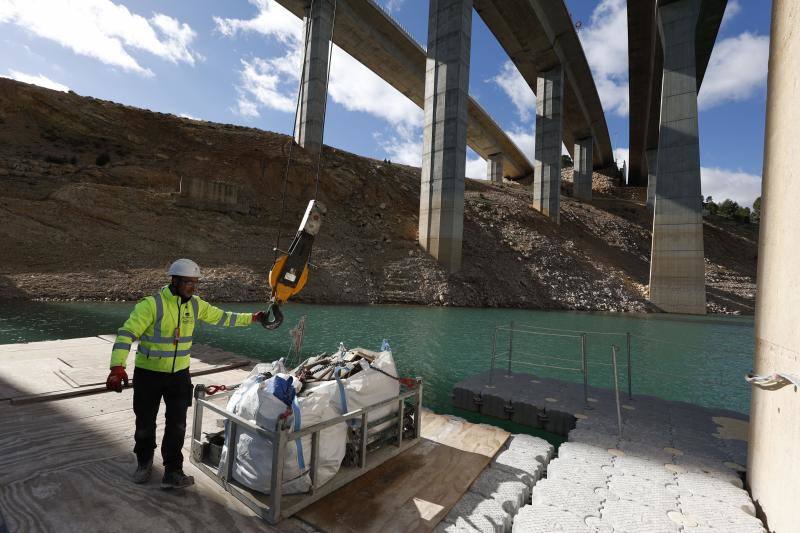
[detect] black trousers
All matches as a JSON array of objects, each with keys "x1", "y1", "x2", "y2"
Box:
[{"x1": 132, "y1": 366, "x2": 193, "y2": 472}]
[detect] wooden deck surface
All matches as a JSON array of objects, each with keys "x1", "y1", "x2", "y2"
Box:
[
  {"x1": 0, "y1": 337, "x2": 507, "y2": 533},
  {"x1": 0, "y1": 337, "x2": 311, "y2": 533},
  {"x1": 297, "y1": 411, "x2": 508, "y2": 533},
  {"x1": 0, "y1": 335, "x2": 250, "y2": 404}
]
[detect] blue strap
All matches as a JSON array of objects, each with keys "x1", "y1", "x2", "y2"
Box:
[
  {"x1": 334, "y1": 367, "x2": 357, "y2": 428},
  {"x1": 291, "y1": 396, "x2": 305, "y2": 470}
]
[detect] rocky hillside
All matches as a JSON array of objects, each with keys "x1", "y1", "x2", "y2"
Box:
[{"x1": 0, "y1": 78, "x2": 757, "y2": 314}]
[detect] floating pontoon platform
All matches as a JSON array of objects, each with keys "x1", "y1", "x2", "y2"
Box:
[
  {"x1": 0, "y1": 336, "x2": 517, "y2": 532},
  {"x1": 453, "y1": 370, "x2": 766, "y2": 532}
]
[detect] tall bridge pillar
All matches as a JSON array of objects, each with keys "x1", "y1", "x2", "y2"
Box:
[
  {"x1": 487, "y1": 153, "x2": 503, "y2": 183},
  {"x1": 748, "y1": 1, "x2": 800, "y2": 528},
  {"x1": 573, "y1": 137, "x2": 593, "y2": 201},
  {"x1": 648, "y1": 0, "x2": 705, "y2": 314},
  {"x1": 418, "y1": 0, "x2": 473, "y2": 273},
  {"x1": 294, "y1": 0, "x2": 334, "y2": 155},
  {"x1": 532, "y1": 65, "x2": 564, "y2": 223},
  {"x1": 646, "y1": 148, "x2": 658, "y2": 211}
]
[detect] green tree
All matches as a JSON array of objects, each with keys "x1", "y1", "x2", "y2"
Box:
[
  {"x1": 561, "y1": 154, "x2": 574, "y2": 168},
  {"x1": 718, "y1": 199, "x2": 740, "y2": 219},
  {"x1": 704, "y1": 196, "x2": 718, "y2": 215},
  {"x1": 734, "y1": 206, "x2": 751, "y2": 222},
  {"x1": 752, "y1": 196, "x2": 762, "y2": 223}
]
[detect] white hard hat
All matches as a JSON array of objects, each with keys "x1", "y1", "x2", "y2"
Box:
[{"x1": 167, "y1": 258, "x2": 201, "y2": 278}]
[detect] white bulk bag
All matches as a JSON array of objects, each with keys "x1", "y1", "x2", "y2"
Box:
[
  {"x1": 331, "y1": 348, "x2": 400, "y2": 431},
  {"x1": 219, "y1": 370, "x2": 347, "y2": 494}
]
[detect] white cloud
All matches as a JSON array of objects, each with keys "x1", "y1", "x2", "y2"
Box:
[
  {"x1": 506, "y1": 128, "x2": 535, "y2": 162},
  {"x1": 0, "y1": 0, "x2": 200, "y2": 77},
  {"x1": 698, "y1": 32, "x2": 769, "y2": 110},
  {"x1": 577, "y1": 0, "x2": 629, "y2": 117},
  {"x1": 614, "y1": 147, "x2": 629, "y2": 174},
  {"x1": 701, "y1": 167, "x2": 762, "y2": 209},
  {"x1": 491, "y1": 61, "x2": 535, "y2": 122},
  {"x1": 179, "y1": 112, "x2": 200, "y2": 120},
  {"x1": 5, "y1": 70, "x2": 68, "y2": 91},
  {"x1": 329, "y1": 48, "x2": 423, "y2": 129},
  {"x1": 465, "y1": 156, "x2": 486, "y2": 180},
  {"x1": 220, "y1": 0, "x2": 423, "y2": 137},
  {"x1": 236, "y1": 97, "x2": 261, "y2": 118},
  {"x1": 720, "y1": 0, "x2": 742, "y2": 28},
  {"x1": 380, "y1": 0, "x2": 406, "y2": 14},
  {"x1": 213, "y1": 0, "x2": 300, "y2": 43},
  {"x1": 234, "y1": 55, "x2": 299, "y2": 117},
  {"x1": 375, "y1": 124, "x2": 422, "y2": 166}
]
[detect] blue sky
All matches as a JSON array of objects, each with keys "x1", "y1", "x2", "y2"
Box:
[{"x1": 0, "y1": 0, "x2": 771, "y2": 208}]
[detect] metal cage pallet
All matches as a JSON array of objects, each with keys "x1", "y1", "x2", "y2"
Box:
[{"x1": 189, "y1": 378, "x2": 424, "y2": 524}]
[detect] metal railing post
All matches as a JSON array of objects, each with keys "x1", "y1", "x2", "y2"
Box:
[
  {"x1": 269, "y1": 426, "x2": 286, "y2": 522},
  {"x1": 414, "y1": 379, "x2": 423, "y2": 440},
  {"x1": 397, "y1": 398, "x2": 405, "y2": 448},
  {"x1": 581, "y1": 333, "x2": 588, "y2": 405},
  {"x1": 489, "y1": 327, "x2": 497, "y2": 386},
  {"x1": 626, "y1": 332, "x2": 632, "y2": 400},
  {"x1": 611, "y1": 345, "x2": 623, "y2": 437},
  {"x1": 223, "y1": 421, "x2": 238, "y2": 482},
  {"x1": 359, "y1": 411, "x2": 369, "y2": 469},
  {"x1": 191, "y1": 385, "x2": 205, "y2": 462},
  {"x1": 507, "y1": 321, "x2": 514, "y2": 375},
  {"x1": 309, "y1": 430, "x2": 319, "y2": 493}
]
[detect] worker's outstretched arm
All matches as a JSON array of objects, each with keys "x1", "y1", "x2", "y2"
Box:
[
  {"x1": 109, "y1": 298, "x2": 154, "y2": 368},
  {"x1": 197, "y1": 298, "x2": 255, "y2": 327}
]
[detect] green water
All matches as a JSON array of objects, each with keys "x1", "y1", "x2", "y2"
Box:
[{"x1": 0, "y1": 301, "x2": 755, "y2": 435}]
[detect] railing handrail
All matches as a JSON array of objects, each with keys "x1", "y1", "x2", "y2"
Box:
[
  {"x1": 494, "y1": 326, "x2": 583, "y2": 339},
  {"x1": 489, "y1": 322, "x2": 749, "y2": 406},
  {"x1": 502, "y1": 323, "x2": 628, "y2": 337},
  {"x1": 503, "y1": 349, "x2": 582, "y2": 365},
  {"x1": 629, "y1": 332, "x2": 752, "y2": 354}
]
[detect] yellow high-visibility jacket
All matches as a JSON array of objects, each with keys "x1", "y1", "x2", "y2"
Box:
[{"x1": 109, "y1": 285, "x2": 252, "y2": 373}]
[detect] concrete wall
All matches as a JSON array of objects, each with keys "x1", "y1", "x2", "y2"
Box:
[
  {"x1": 747, "y1": 2, "x2": 800, "y2": 531},
  {"x1": 648, "y1": 0, "x2": 706, "y2": 315},
  {"x1": 418, "y1": 0, "x2": 472, "y2": 273},
  {"x1": 176, "y1": 177, "x2": 248, "y2": 214}
]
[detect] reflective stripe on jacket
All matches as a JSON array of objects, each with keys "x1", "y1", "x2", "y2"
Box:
[{"x1": 109, "y1": 285, "x2": 252, "y2": 372}]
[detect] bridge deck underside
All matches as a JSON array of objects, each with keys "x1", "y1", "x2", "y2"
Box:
[
  {"x1": 474, "y1": 0, "x2": 614, "y2": 170},
  {"x1": 276, "y1": 0, "x2": 532, "y2": 177}
]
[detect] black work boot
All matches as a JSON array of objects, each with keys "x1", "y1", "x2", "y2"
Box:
[
  {"x1": 132, "y1": 459, "x2": 152, "y2": 484},
  {"x1": 161, "y1": 469, "x2": 195, "y2": 489}
]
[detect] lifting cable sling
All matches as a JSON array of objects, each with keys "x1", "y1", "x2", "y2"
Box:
[{"x1": 260, "y1": 0, "x2": 338, "y2": 330}]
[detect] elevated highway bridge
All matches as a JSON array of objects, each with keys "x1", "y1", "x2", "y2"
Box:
[{"x1": 274, "y1": 0, "x2": 614, "y2": 274}]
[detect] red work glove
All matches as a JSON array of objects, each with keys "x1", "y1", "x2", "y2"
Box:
[
  {"x1": 106, "y1": 366, "x2": 129, "y2": 393},
  {"x1": 252, "y1": 311, "x2": 265, "y2": 324}
]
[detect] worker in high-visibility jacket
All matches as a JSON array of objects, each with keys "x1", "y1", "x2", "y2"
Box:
[{"x1": 105, "y1": 258, "x2": 268, "y2": 489}]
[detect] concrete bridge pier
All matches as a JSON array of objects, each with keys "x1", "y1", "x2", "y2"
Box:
[
  {"x1": 748, "y1": 2, "x2": 800, "y2": 530},
  {"x1": 487, "y1": 153, "x2": 503, "y2": 183},
  {"x1": 294, "y1": 0, "x2": 335, "y2": 155},
  {"x1": 532, "y1": 65, "x2": 564, "y2": 223},
  {"x1": 645, "y1": 148, "x2": 658, "y2": 211},
  {"x1": 418, "y1": 0, "x2": 473, "y2": 273},
  {"x1": 648, "y1": 0, "x2": 706, "y2": 314},
  {"x1": 573, "y1": 137, "x2": 593, "y2": 201}
]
